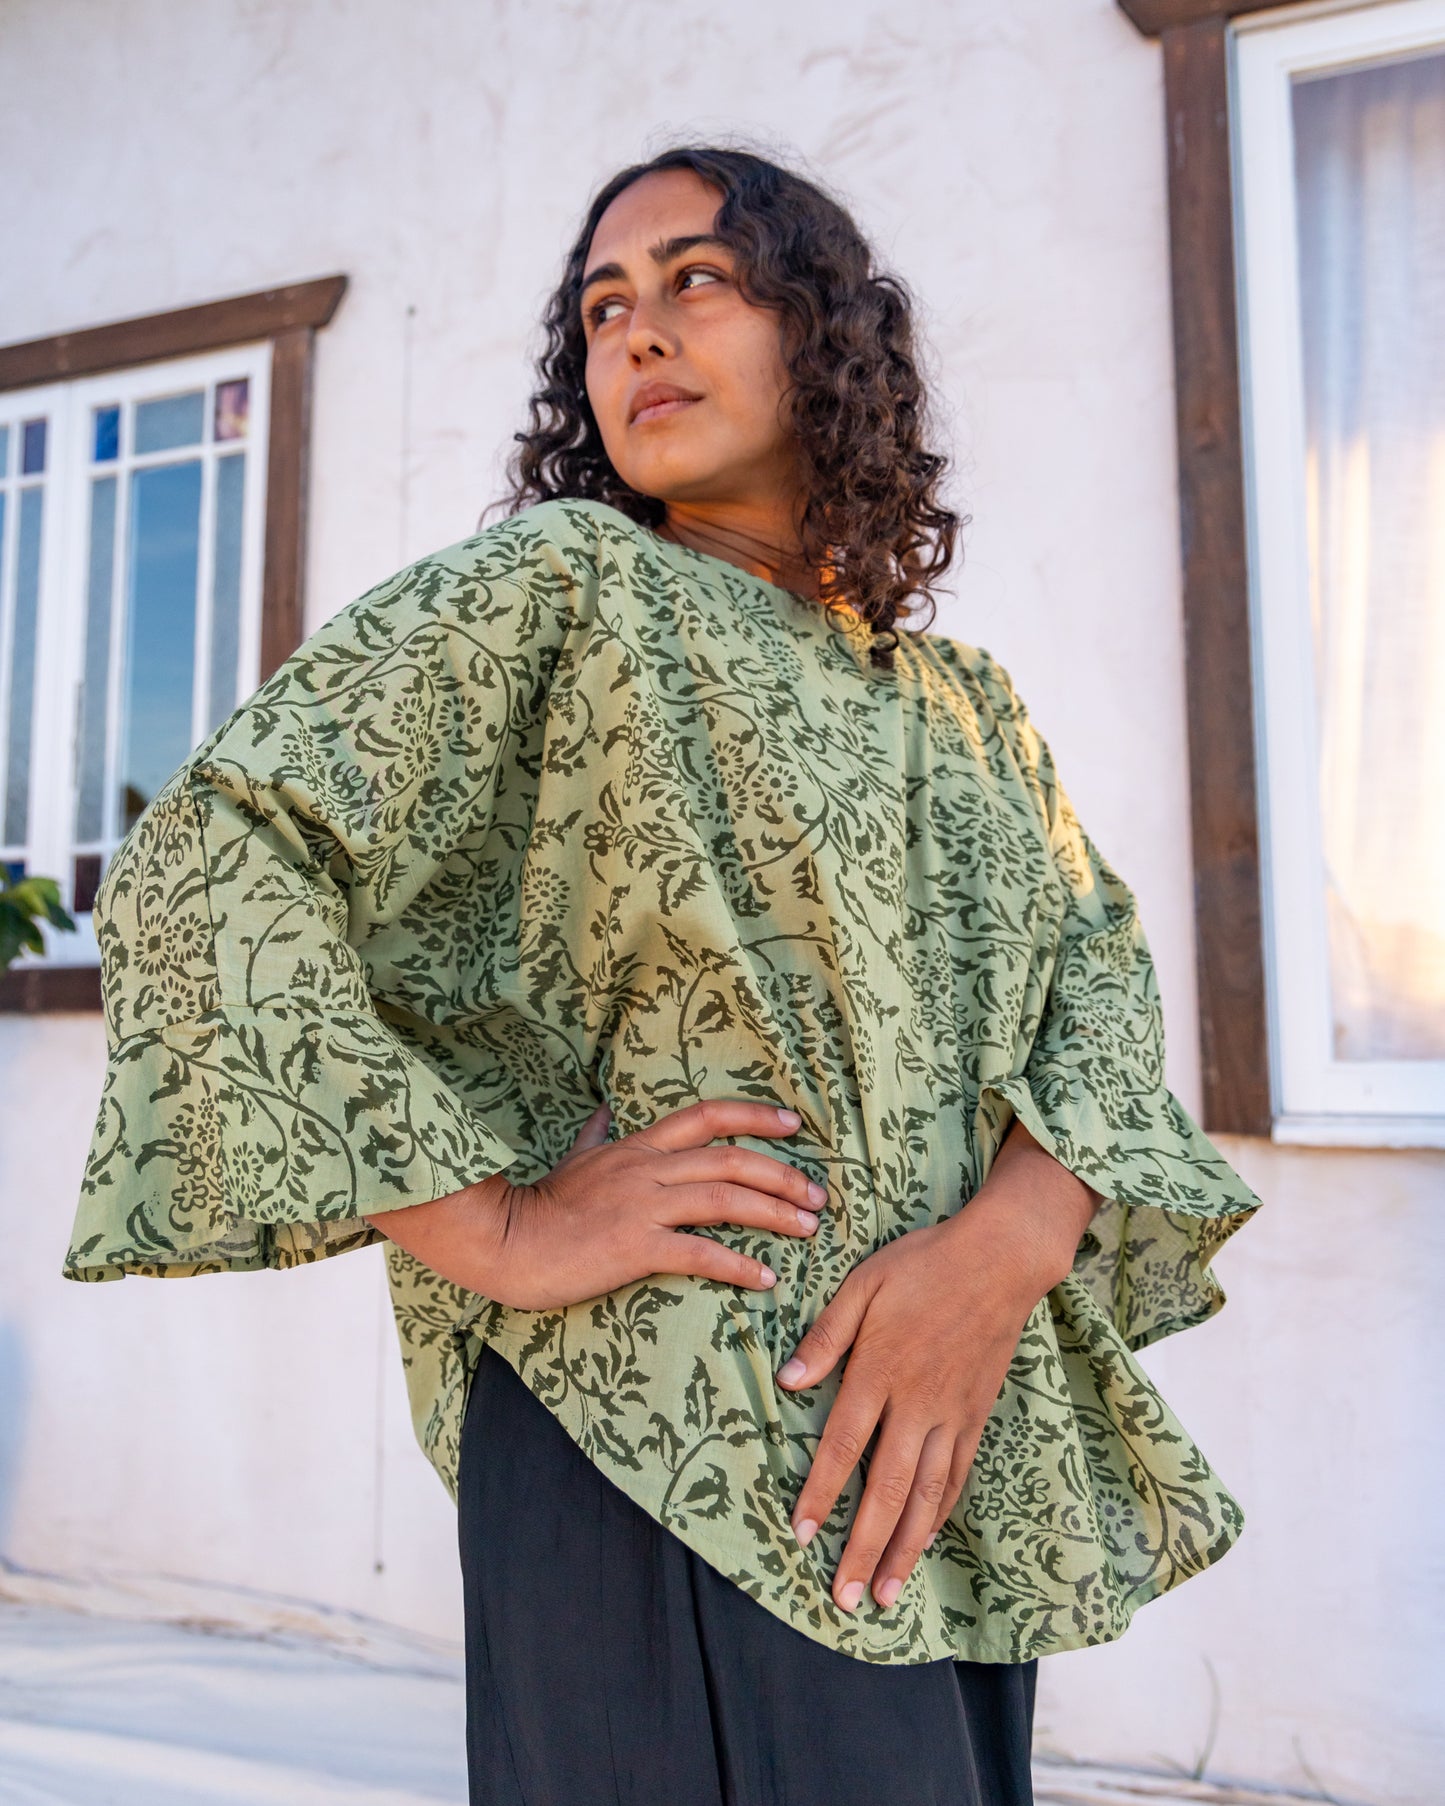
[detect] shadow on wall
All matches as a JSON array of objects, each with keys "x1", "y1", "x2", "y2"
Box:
[{"x1": 0, "y1": 1317, "x2": 25, "y2": 1551}]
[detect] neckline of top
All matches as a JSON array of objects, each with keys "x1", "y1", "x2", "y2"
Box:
[{"x1": 631, "y1": 518, "x2": 869, "y2": 638}]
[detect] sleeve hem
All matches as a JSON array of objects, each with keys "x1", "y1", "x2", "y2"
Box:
[{"x1": 66, "y1": 1004, "x2": 524, "y2": 1280}]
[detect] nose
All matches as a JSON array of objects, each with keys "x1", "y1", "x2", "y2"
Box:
[{"x1": 625, "y1": 292, "x2": 676, "y2": 365}]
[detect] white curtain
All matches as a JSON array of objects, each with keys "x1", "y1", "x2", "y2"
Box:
[{"x1": 1293, "y1": 48, "x2": 1445, "y2": 1062}]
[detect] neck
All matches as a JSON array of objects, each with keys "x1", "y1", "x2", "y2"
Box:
[{"x1": 656, "y1": 499, "x2": 820, "y2": 600}]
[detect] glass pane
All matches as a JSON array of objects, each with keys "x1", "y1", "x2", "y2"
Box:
[
  {"x1": 1293, "y1": 50, "x2": 1445, "y2": 1061},
  {"x1": 119, "y1": 462, "x2": 201, "y2": 832},
  {"x1": 93, "y1": 405, "x2": 121, "y2": 463},
  {"x1": 72, "y1": 852, "x2": 104, "y2": 913},
  {"x1": 133, "y1": 390, "x2": 205, "y2": 455},
  {"x1": 21, "y1": 418, "x2": 46, "y2": 475},
  {"x1": 207, "y1": 454, "x2": 246, "y2": 732},
  {"x1": 3, "y1": 487, "x2": 43, "y2": 844},
  {"x1": 0, "y1": 425, "x2": 9, "y2": 477},
  {"x1": 3, "y1": 860, "x2": 25, "y2": 886},
  {"x1": 75, "y1": 476, "x2": 118, "y2": 842},
  {"x1": 214, "y1": 379, "x2": 250, "y2": 442}
]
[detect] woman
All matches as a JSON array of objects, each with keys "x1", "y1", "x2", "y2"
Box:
[{"x1": 66, "y1": 146, "x2": 1262, "y2": 1805}]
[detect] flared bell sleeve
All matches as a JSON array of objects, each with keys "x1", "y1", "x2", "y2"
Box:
[
  {"x1": 64, "y1": 521, "x2": 581, "y2": 1283},
  {"x1": 967, "y1": 647, "x2": 1262, "y2": 1352}
]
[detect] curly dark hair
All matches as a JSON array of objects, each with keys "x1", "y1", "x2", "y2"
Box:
[{"x1": 497, "y1": 144, "x2": 961, "y2": 671}]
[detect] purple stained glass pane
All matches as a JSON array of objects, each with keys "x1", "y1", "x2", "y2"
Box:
[
  {"x1": 214, "y1": 379, "x2": 250, "y2": 442},
  {"x1": 93, "y1": 405, "x2": 121, "y2": 462},
  {"x1": 72, "y1": 853, "x2": 104, "y2": 913},
  {"x1": 21, "y1": 418, "x2": 46, "y2": 475}
]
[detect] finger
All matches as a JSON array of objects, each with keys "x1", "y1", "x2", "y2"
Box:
[
  {"x1": 560, "y1": 1102, "x2": 612, "y2": 1162},
  {"x1": 925, "y1": 1433, "x2": 980, "y2": 1547},
  {"x1": 776, "y1": 1273, "x2": 869, "y2": 1391},
  {"x1": 870, "y1": 1423, "x2": 954, "y2": 1606},
  {"x1": 659, "y1": 1141, "x2": 828, "y2": 1213},
  {"x1": 633, "y1": 1099, "x2": 804, "y2": 1154},
  {"x1": 665, "y1": 1179, "x2": 822, "y2": 1240},
  {"x1": 827, "y1": 1410, "x2": 932, "y2": 1614},
  {"x1": 653, "y1": 1228, "x2": 778, "y2": 1292},
  {"x1": 787, "y1": 1357, "x2": 886, "y2": 1556}
]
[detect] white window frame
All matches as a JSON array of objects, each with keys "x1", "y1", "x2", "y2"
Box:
[
  {"x1": 1232, "y1": 0, "x2": 1445, "y2": 1147},
  {"x1": 2, "y1": 343, "x2": 272, "y2": 970}
]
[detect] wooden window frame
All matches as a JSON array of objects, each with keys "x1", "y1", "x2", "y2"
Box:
[
  {"x1": 1117, "y1": 0, "x2": 1328, "y2": 1135},
  {"x1": 0, "y1": 275, "x2": 346, "y2": 1014}
]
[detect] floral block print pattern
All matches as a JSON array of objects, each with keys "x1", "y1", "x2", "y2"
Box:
[{"x1": 65, "y1": 498, "x2": 1262, "y2": 1664}]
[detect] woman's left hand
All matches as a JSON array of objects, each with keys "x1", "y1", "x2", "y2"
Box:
[{"x1": 776, "y1": 1117, "x2": 1099, "y2": 1616}]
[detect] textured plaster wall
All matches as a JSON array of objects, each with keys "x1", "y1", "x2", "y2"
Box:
[{"x1": 0, "y1": 2, "x2": 1439, "y2": 1799}]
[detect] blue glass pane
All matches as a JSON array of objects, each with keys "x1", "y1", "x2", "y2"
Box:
[
  {"x1": 4, "y1": 487, "x2": 43, "y2": 843},
  {"x1": 21, "y1": 418, "x2": 46, "y2": 475},
  {"x1": 93, "y1": 405, "x2": 121, "y2": 463},
  {"x1": 0, "y1": 426, "x2": 9, "y2": 477},
  {"x1": 120, "y1": 462, "x2": 200, "y2": 830},
  {"x1": 3, "y1": 859, "x2": 25, "y2": 886},
  {"x1": 133, "y1": 391, "x2": 204, "y2": 455},
  {"x1": 206, "y1": 454, "x2": 246, "y2": 733},
  {"x1": 75, "y1": 476, "x2": 118, "y2": 842}
]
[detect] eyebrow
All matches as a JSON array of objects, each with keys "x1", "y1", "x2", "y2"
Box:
[{"x1": 579, "y1": 233, "x2": 731, "y2": 299}]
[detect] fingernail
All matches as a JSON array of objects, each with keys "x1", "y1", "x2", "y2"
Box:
[
  {"x1": 838, "y1": 1580, "x2": 865, "y2": 1614},
  {"x1": 758, "y1": 1266, "x2": 777, "y2": 1287},
  {"x1": 807, "y1": 1181, "x2": 826, "y2": 1205},
  {"x1": 777, "y1": 1358, "x2": 806, "y2": 1386},
  {"x1": 925, "y1": 1532, "x2": 937, "y2": 1550},
  {"x1": 793, "y1": 1517, "x2": 818, "y2": 1548},
  {"x1": 796, "y1": 1209, "x2": 819, "y2": 1232},
  {"x1": 876, "y1": 1576, "x2": 903, "y2": 1608},
  {"x1": 777, "y1": 1108, "x2": 801, "y2": 1126}
]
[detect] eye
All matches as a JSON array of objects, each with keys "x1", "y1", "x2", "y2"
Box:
[
  {"x1": 677, "y1": 265, "x2": 725, "y2": 293},
  {"x1": 586, "y1": 295, "x2": 628, "y2": 329}
]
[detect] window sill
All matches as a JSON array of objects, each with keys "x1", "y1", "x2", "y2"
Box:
[
  {"x1": 1272, "y1": 1112, "x2": 1445, "y2": 1152},
  {"x1": 0, "y1": 965, "x2": 102, "y2": 1013}
]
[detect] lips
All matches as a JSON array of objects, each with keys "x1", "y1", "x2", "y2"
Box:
[{"x1": 629, "y1": 381, "x2": 702, "y2": 425}]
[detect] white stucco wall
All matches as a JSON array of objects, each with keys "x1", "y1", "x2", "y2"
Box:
[{"x1": 1, "y1": 2, "x2": 1439, "y2": 1800}]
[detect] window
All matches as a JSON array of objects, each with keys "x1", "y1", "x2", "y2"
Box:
[
  {"x1": 0, "y1": 277, "x2": 345, "y2": 1011},
  {"x1": 1, "y1": 349, "x2": 271, "y2": 958},
  {"x1": 1233, "y1": 0, "x2": 1445, "y2": 1144}
]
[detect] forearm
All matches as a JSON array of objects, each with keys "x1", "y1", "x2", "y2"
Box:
[
  {"x1": 946, "y1": 1114, "x2": 1100, "y2": 1299},
  {"x1": 363, "y1": 1171, "x2": 513, "y2": 1293}
]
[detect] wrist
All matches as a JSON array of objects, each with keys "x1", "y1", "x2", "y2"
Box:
[{"x1": 952, "y1": 1125, "x2": 1100, "y2": 1300}]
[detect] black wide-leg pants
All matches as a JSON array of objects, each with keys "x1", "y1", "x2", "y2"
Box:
[{"x1": 458, "y1": 1339, "x2": 1037, "y2": 1806}]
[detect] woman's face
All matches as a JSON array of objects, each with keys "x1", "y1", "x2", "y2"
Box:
[{"x1": 581, "y1": 168, "x2": 799, "y2": 512}]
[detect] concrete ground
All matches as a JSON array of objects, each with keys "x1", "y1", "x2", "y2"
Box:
[{"x1": 0, "y1": 1579, "x2": 1339, "y2": 1806}]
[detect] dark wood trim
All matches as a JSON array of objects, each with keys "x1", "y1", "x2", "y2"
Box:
[
  {"x1": 1118, "y1": 0, "x2": 1296, "y2": 36},
  {"x1": 1158, "y1": 18, "x2": 1273, "y2": 1134},
  {"x1": 260, "y1": 326, "x2": 315, "y2": 682},
  {"x1": 0, "y1": 965, "x2": 102, "y2": 1013},
  {"x1": 0, "y1": 276, "x2": 346, "y2": 392}
]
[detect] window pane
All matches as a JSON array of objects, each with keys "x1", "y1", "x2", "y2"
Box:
[
  {"x1": 93, "y1": 405, "x2": 121, "y2": 463},
  {"x1": 0, "y1": 426, "x2": 9, "y2": 477},
  {"x1": 20, "y1": 419, "x2": 46, "y2": 475},
  {"x1": 4, "y1": 487, "x2": 44, "y2": 844},
  {"x1": 72, "y1": 852, "x2": 103, "y2": 914},
  {"x1": 214, "y1": 379, "x2": 249, "y2": 442},
  {"x1": 207, "y1": 453, "x2": 246, "y2": 732},
  {"x1": 120, "y1": 462, "x2": 200, "y2": 831},
  {"x1": 133, "y1": 390, "x2": 205, "y2": 455},
  {"x1": 1294, "y1": 50, "x2": 1445, "y2": 1061},
  {"x1": 75, "y1": 475, "x2": 118, "y2": 843}
]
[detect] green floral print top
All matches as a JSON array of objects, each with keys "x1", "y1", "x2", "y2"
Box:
[{"x1": 65, "y1": 497, "x2": 1261, "y2": 1665}]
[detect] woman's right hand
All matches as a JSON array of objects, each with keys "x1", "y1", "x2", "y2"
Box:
[{"x1": 364, "y1": 1099, "x2": 826, "y2": 1311}]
